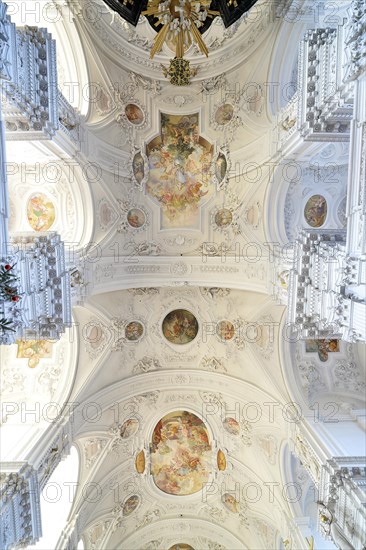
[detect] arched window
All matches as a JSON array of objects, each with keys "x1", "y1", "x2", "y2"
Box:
[{"x1": 27, "y1": 446, "x2": 79, "y2": 549}]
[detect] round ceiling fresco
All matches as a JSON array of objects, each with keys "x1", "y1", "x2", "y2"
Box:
[
  {"x1": 127, "y1": 208, "x2": 146, "y2": 229},
  {"x1": 217, "y1": 320, "x2": 235, "y2": 341},
  {"x1": 169, "y1": 545, "x2": 195, "y2": 550},
  {"x1": 304, "y1": 194, "x2": 327, "y2": 227},
  {"x1": 215, "y1": 103, "x2": 234, "y2": 125},
  {"x1": 125, "y1": 321, "x2": 144, "y2": 341},
  {"x1": 151, "y1": 411, "x2": 212, "y2": 495},
  {"x1": 215, "y1": 208, "x2": 232, "y2": 228},
  {"x1": 162, "y1": 310, "x2": 198, "y2": 345},
  {"x1": 27, "y1": 193, "x2": 56, "y2": 231},
  {"x1": 125, "y1": 103, "x2": 144, "y2": 125}
]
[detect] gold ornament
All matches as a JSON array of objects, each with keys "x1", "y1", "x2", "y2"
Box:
[{"x1": 162, "y1": 57, "x2": 198, "y2": 85}]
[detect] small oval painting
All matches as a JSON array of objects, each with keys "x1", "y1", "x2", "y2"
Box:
[
  {"x1": 217, "y1": 320, "x2": 235, "y2": 341},
  {"x1": 125, "y1": 321, "x2": 144, "y2": 341},
  {"x1": 135, "y1": 450, "x2": 145, "y2": 474},
  {"x1": 215, "y1": 103, "x2": 234, "y2": 126},
  {"x1": 215, "y1": 153, "x2": 227, "y2": 183},
  {"x1": 215, "y1": 209, "x2": 232, "y2": 228},
  {"x1": 27, "y1": 193, "x2": 56, "y2": 231},
  {"x1": 245, "y1": 204, "x2": 260, "y2": 227},
  {"x1": 217, "y1": 449, "x2": 227, "y2": 471},
  {"x1": 151, "y1": 411, "x2": 212, "y2": 495},
  {"x1": 222, "y1": 493, "x2": 239, "y2": 513},
  {"x1": 132, "y1": 151, "x2": 145, "y2": 184},
  {"x1": 223, "y1": 417, "x2": 240, "y2": 435},
  {"x1": 162, "y1": 309, "x2": 198, "y2": 345},
  {"x1": 304, "y1": 195, "x2": 327, "y2": 227},
  {"x1": 120, "y1": 418, "x2": 139, "y2": 439},
  {"x1": 85, "y1": 323, "x2": 105, "y2": 350},
  {"x1": 125, "y1": 103, "x2": 144, "y2": 125},
  {"x1": 122, "y1": 495, "x2": 140, "y2": 516},
  {"x1": 127, "y1": 208, "x2": 146, "y2": 229},
  {"x1": 169, "y1": 545, "x2": 195, "y2": 550},
  {"x1": 99, "y1": 200, "x2": 114, "y2": 228}
]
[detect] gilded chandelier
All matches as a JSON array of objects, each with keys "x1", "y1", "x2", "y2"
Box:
[
  {"x1": 142, "y1": 0, "x2": 219, "y2": 58},
  {"x1": 102, "y1": 0, "x2": 260, "y2": 84}
]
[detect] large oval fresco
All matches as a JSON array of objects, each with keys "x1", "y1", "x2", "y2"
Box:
[
  {"x1": 151, "y1": 411, "x2": 212, "y2": 495},
  {"x1": 162, "y1": 309, "x2": 198, "y2": 345},
  {"x1": 304, "y1": 195, "x2": 327, "y2": 227},
  {"x1": 27, "y1": 193, "x2": 56, "y2": 231}
]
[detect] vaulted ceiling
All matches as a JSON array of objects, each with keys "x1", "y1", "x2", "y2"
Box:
[{"x1": 3, "y1": 1, "x2": 364, "y2": 549}]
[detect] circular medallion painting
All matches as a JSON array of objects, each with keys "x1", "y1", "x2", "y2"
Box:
[
  {"x1": 120, "y1": 418, "x2": 139, "y2": 439},
  {"x1": 162, "y1": 309, "x2": 198, "y2": 345},
  {"x1": 223, "y1": 417, "x2": 240, "y2": 435},
  {"x1": 132, "y1": 151, "x2": 145, "y2": 184},
  {"x1": 215, "y1": 209, "x2": 232, "y2": 228},
  {"x1": 27, "y1": 193, "x2": 56, "y2": 231},
  {"x1": 304, "y1": 195, "x2": 327, "y2": 227},
  {"x1": 215, "y1": 103, "x2": 234, "y2": 125},
  {"x1": 222, "y1": 493, "x2": 239, "y2": 513},
  {"x1": 217, "y1": 320, "x2": 235, "y2": 341},
  {"x1": 127, "y1": 208, "x2": 146, "y2": 229},
  {"x1": 125, "y1": 321, "x2": 144, "y2": 341},
  {"x1": 122, "y1": 495, "x2": 140, "y2": 516},
  {"x1": 125, "y1": 103, "x2": 144, "y2": 125},
  {"x1": 215, "y1": 153, "x2": 227, "y2": 183},
  {"x1": 169, "y1": 546, "x2": 195, "y2": 550}
]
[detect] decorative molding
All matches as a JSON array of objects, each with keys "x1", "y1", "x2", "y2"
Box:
[
  {"x1": 200, "y1": 356, "x2": 227, "y2": 374},
  {"x1": 132, "y1": 356, "x2": 163, "y2": 373}
]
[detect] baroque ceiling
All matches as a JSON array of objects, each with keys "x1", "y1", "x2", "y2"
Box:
[{"x1": 3, "y1": 0, "x2": 365, "y2": 549}]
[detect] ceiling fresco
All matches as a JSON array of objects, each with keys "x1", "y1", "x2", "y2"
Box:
[
  {"x1": 151, "y1": 411, "x2": 212, "y2": 495},
  {"x1": 26, "y1": 193, "x2": 56, "y2": 232},
  {"x1": 146, "y1": 113, "x2": 214, "y2": 229},
  {"x1": 3, "y1": 2, "x2": 365, "y2": 549},
  {"x1": 16, "y1": 339, "x2": 54, "y2": 369},
  {"x1": 162, "y1": 309, "x2": 199, "y2": 345}
]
